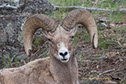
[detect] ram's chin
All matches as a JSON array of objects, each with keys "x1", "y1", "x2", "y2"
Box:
[{"x1": 60, "y1": 58, "x2": 69, "y2": 63}]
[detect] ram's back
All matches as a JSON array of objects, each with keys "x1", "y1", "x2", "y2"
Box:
[{"x1": 0, "y1": 57, "x2": 53, "y2": 84}]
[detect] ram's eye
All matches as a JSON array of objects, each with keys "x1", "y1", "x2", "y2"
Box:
[
  {"x1": 71, "y1": 36, "x2": 74, "y2": 38},
  {"x1": 47, "y1": 38, "x2": 54, "y2": 45},
  {"x1": 47, "y1": 38, "x2": 52, "y2": 42},
  {"x1": 57, "y1": 43, "x2": 60, "y2": 47},
  {"x1": 69, "y1": 36, "x2": 74, "y2": 42},
  {"x1": 47, "y1": 38, "x2": 55, "y2": 46}
]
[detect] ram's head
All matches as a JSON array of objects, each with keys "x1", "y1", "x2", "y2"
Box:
[{"x1": 23, "y1": 9, "x2": 98, "y2": 63}]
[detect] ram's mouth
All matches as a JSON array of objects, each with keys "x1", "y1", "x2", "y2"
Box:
[{"x1": 60, "y1": 58, "x2": 69, "y2": 63}]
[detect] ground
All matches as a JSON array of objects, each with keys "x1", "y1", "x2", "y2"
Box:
[{"x1": 0, "y1": 0, "x2": 126, "y2": 84}]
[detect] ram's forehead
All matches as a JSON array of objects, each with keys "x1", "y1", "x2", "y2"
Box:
[
  {"x1": 51, "y1": 26, "x2": 69, "y2": 42},
  {"x1": 53, "y1": 26, "x2": 69, "y2": 38},
  {"x1": 53, "y1": 33, "x2": 68, "y2": 42}
]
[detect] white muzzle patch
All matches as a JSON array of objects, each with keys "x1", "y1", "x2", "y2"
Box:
[{"x1": 58, "y1": 42, "x2": 70, "y2": 63}]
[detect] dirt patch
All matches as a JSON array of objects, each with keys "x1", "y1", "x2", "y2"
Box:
[{"x1": 77, "y1": 44, "x2": 126, "y2": 84}]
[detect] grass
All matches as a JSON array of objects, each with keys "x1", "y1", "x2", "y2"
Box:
[
  {"x1": 1, "y1": 54, "x2": 28, "y2": 68},
  {"x1": 33, "y1": 38, "x2": 41, "y2": 47},
  {"x1": 48, "y1": 0, "x2": 83, "y2": 6},
  {"x1": 48, "y1": 0, "x2": 126, "y2": 9}
]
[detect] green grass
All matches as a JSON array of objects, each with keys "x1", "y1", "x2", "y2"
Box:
[
  {"x1": 49, "y1": 9, "x2": 68, "y2": 22},
  {"x1": 33, "y1": 38, "x2": 41, "y2": 47},
  {"x1": 1, "y1": 53, "x2": 28, "y2": 68},
  {"x1": 49, "y1": 0, "x2": 126, "y2": 9},
  {"x1": 48, "y1": 0, "x2": 84, "y2": 6}
]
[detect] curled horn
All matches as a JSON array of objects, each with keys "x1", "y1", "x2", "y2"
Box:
[
  {"x1": 23, "y1": 14, "x2": 58, "y2": 56},
  {"x1": 61, "y1": 9, "x2": 98, "y2": 48}
]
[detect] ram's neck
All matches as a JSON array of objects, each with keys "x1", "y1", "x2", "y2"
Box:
[{"x1": 49, "y1": 47, "x2": 78, "y2": 84}]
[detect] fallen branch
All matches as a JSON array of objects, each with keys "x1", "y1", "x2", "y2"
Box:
[
  {"x1": 55, "y1": 6, "x2": 126, "y2": 13},
  {"x1": 98, "y1": 69, "x2": 115, "y2": 77},
  {"x1": 0, "y1": 1, "x2": 26, "y2": 12}
]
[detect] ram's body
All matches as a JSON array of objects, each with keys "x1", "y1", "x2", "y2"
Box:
[
  {"x1": 0, "y1": 54, "x2": 78, "y2": 84},
  {"x1": 0, "y1": 58, "x2": 51, "y2": 84},
  {"x1": 0, "y1": 9, "x2": 98, "y2": 84}
]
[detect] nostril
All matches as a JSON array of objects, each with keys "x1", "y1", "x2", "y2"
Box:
[
  {"x1": 64, "y1": 52, "x2": 68, "y2": 56},
  {"x1": 59, "y1": 52, "x2": 64, "y2": 56},
  {"x1": 59, "y1": 51, "x2": 68, "y2": 57}
]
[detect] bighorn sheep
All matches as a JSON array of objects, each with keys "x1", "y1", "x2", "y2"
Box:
[{"x1": 0, "y1": 9, "x2": 98, "y2": 84}]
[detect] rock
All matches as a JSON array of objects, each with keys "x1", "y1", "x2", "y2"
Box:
[
  {"x1": 0, "y1": 0, "x2": 55, "y2": 69},
  {"x1": 0, "y1": 15, "x2": 25, "y2": 47},
  {"x1": 123, "y1": 43, "x2": 126, "y2": 47},
  {"x1": 0, "y1": 49, "x2": 2, "y2": 57},
  {"x1": 0, "y1": 23, "x2": 7, "y2": 44},
  {"x1": 110, "y1": 23, "x2": 116, "y2": 27},
  {"x1": 101, "y1": 23, "x2": 107, "y2": 27},
  {"x1": 0, "y1": 0, "x2": 55, "y2": 14},
  {"x1": 11, "y1": 47, "x2": 19, "y2": 55},
  {"x1": 21, "y1": 0, "x2": 55, "y2": 13},
  {"x1": 6, "y1": 23, "x2": 15, "y2": 43},
  {"x1": 0, "y1": 0, "x2": 4, "y2": 5},
  {"x1": 17, "y1": 18, "x2": 26, "y2": 46},
  {"x1": 17, "y1": 54, "x2": 28, "y2": 60},
  {"x1": 0, "y1": 56, "x2": 3, "y2": 69},
  {"x1": 99, "y1": 17, "x2": 107, "y2": 22},
  {"x1": 2, "y1": 46, "x2": 19, "y2": 56},
  {"x1": 0, "y1": 0, "x2": 55, "y2": 46}
]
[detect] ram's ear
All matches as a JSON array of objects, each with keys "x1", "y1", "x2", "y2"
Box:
[{"x1": 69, "y1": 27, "x2": 78, "y2": 37}]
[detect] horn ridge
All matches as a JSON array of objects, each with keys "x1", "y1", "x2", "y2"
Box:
[
  {"x1": 23, "y1": 14, "x2": 58, "y2": 56},
  {"x1": 61, "y1": 9, "x2": 98, "y2": 48}
]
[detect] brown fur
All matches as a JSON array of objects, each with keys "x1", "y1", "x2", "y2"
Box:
[{"x1": 0, "y1": 57, "x2": 54, "y2": 84}]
